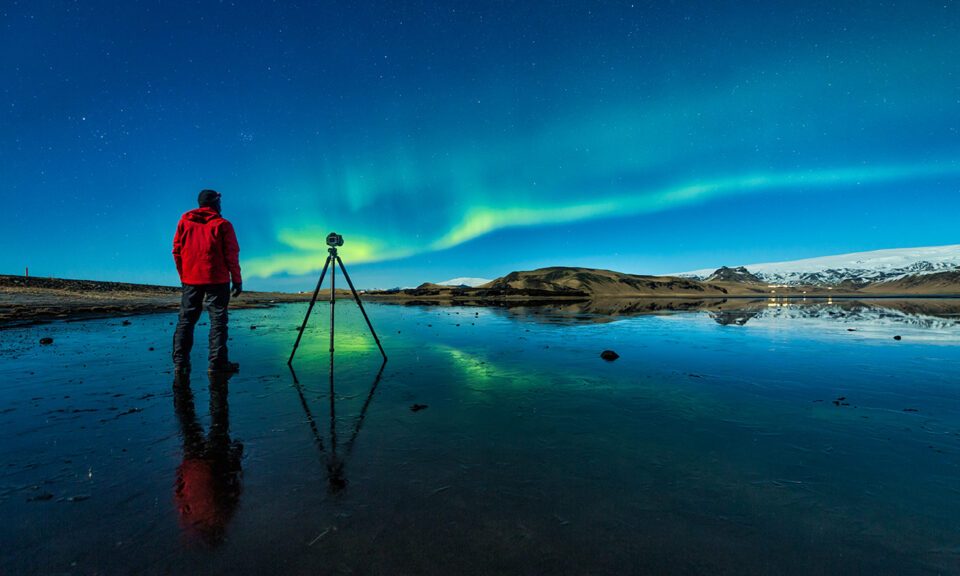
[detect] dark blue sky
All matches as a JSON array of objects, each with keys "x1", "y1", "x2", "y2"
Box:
[{"x1": 2, "y1": 1, "x2": 958, "y2": 289}]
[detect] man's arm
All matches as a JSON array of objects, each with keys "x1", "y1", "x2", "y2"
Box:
[
  {"x1": 172, "y1": 220, "x2": 184, "y2": 278},
  {"x1": 221, "y1": 221, "x2": 242, "y2": 295}
]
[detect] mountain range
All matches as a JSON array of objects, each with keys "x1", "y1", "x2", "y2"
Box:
[
  {"x1": 370, "y1": 245, "x2": 960, "y2": 301},
  {"x1": 677, "y1": 244, "x2": 960, "y2": 287}
]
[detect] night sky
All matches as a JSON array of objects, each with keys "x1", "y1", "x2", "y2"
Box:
[{"x1": 2, "y1": 1, "x2": 958, "y2": 289}]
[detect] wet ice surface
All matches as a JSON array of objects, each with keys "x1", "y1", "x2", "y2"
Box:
[{"x1": 2, "y1": 299, "x2": 960, "y2": 575}]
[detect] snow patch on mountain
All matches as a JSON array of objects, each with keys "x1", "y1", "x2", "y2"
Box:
[
  {"x1": 436, "y1": 277, "x2": 492, "y2": 287},
  {"x1": 677, "y1": 245, "x2": 960, "y2": 286}
]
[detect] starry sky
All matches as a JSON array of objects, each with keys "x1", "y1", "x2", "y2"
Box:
[{"x1": 2, "y1": 1, "x2": 958, "y2": 290}]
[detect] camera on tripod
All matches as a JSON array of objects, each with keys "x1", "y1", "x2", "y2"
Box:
[
  {"x1": 326, "y1": 232, "x2": 344, "y2": 248},
  {"x1": 289, "y1": 232, "x2": 386, "y2": 364}
]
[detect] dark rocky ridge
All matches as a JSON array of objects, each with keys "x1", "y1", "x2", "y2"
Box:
[
  {"x1": 0, "y1": 275, "x2": 180, "y2": 293},
  {"x1": 706, "y1": 267, "x2": 763, "y2": 284},
  {"x1": 0, "y1": 274, "x2": 311, "y2": 327}
]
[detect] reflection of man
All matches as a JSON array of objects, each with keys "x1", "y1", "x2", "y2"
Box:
[
  {"x1": 173, "y1": 373, "x2": 243, "y2": 546},
  {"x1": 172, "y1": 189, "x2": 242, "y2": 374}
]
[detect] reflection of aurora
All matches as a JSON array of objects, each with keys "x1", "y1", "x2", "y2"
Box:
[
  {"x1": 439, "y1": 345, "x2": 545, "y2": 392},
  {"x1": 284, "y1": 324, "x2": 378, "y2": 358},
  {"x1": 435, "y1": 343, "x2": 731, "y2": 421}
]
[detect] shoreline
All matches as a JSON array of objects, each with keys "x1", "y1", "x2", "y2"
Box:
[
  {"x1": 4, "y1": 292, "x2": 959, "y2": 330},
  {"x1": 3, "y1": 272, "x2": 959, "y2": 329},
  {"x1": 0, "y1": 293, "x2": 315, "y2": 330},
  {"x1": 364, "y1": 293, "x2": 960, "y2": 301},
  {"x1": 0, "y1": 275, "x2": 317, "y2": 329}
]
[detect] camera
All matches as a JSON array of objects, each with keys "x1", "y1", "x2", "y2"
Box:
[{"x1": 326, "y1": 232, "x2": 344, "y2": 247}]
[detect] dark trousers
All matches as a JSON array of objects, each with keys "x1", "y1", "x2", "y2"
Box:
[{"x1": 172, "y1": 283, "x2": 231, "y2": 368}]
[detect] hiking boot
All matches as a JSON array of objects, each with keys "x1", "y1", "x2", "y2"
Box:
[{"x1": 208, "y1": 361, "x2": 240, "y2": 374}]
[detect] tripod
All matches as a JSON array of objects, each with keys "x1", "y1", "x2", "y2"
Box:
[{"x1": 288, "y1": 244, "x2": 387, "y2": 364}]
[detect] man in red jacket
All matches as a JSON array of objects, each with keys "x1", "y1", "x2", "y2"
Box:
[{"x1": 172, "y1": 189, "x2": 242, "y2": 374}]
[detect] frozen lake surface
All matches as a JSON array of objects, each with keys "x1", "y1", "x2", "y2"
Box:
[{"x1": 2, "y1": 299, "x2": 959, "y2": 575}]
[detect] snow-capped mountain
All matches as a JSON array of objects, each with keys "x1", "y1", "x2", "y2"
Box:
[
  {"x1": 435, "y1": 277, "x2": 492, "y2": 287},
  {"x1": 678, "y1": 245, "x2": 960, "y2": 286}
]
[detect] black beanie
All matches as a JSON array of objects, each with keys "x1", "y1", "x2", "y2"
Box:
[{"x1": 198, "y1": 189, "x2": 221, "y2": 207}]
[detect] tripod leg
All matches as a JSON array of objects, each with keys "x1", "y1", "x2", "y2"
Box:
[
  {"x1": 288, "y1": 255, "x2": 332, "y2": 365},
  {"x1": 336, "y1": 255, "x2": 387, "y2": 361},
  {"x1": 287, "y1": 363, "x2": 324, "y2": 451},
  {"x1": 329, "y1": 256, "x2": 336, "y2": 353},
  {"x1": 344, "y1": 358, "x2": 386, "y2": 453},
  {"x1": 328, "y1": 351, "x2": 344, "y2": 488},
  {"x1": 329, "y1": 352, "x2": 336, "y2": 445}
]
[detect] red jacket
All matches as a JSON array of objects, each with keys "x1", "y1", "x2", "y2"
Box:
[{"x1": 173, "y1": 207, "x2": 242, "y2": 285}]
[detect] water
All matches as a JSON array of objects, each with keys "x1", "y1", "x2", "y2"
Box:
[{"x1": 1, "y1": 299, "x2": 959, "y2": 575}]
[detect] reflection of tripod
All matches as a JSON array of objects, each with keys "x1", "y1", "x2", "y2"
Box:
[
  {"x1": 288, "y1": 356, "x2": 386, "y2": 491},
  {"x1": 288, "y1": 243, "x2": 387, "y2": 364}
]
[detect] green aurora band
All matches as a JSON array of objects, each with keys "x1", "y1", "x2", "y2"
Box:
[{"x1": 245, "y1": 159, "x2": 960, "y2": 278}]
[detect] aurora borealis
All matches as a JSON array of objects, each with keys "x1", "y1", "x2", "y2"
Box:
[{"x1": 2, "y1": 2, "x2": 958, "y2": 289}]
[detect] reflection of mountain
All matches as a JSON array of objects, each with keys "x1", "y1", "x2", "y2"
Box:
[
  {"x1": 484, "y1": 298, "x2": 960, "y2": 337},
  {"x1": 736, "y1": 301, "x2": 960, "y2": 331},
  {"x1": 710, "y1": 310, "x2": 761, "y2": 326},
  {"x1": 496, "y1": 298, "x2": 751, "y2": 324}
]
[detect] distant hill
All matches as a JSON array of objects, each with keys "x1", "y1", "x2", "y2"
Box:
[
  {"x1": 485, "y1": 267, "x2": 735, "y2": 297},
  {"x1": 367, "y1": 267, "x2": 767, "y2": 299},
  {"x1": 861, "y1": 270, "x2": 960, "y2": 295},
  {"x1": 415, "y1": 282, "x2": 452, "y2": 290}
]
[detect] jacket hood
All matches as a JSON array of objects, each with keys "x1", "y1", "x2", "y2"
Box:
[{"x1": 184, "y1": 207, "x2": 222, "y2": 224}]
